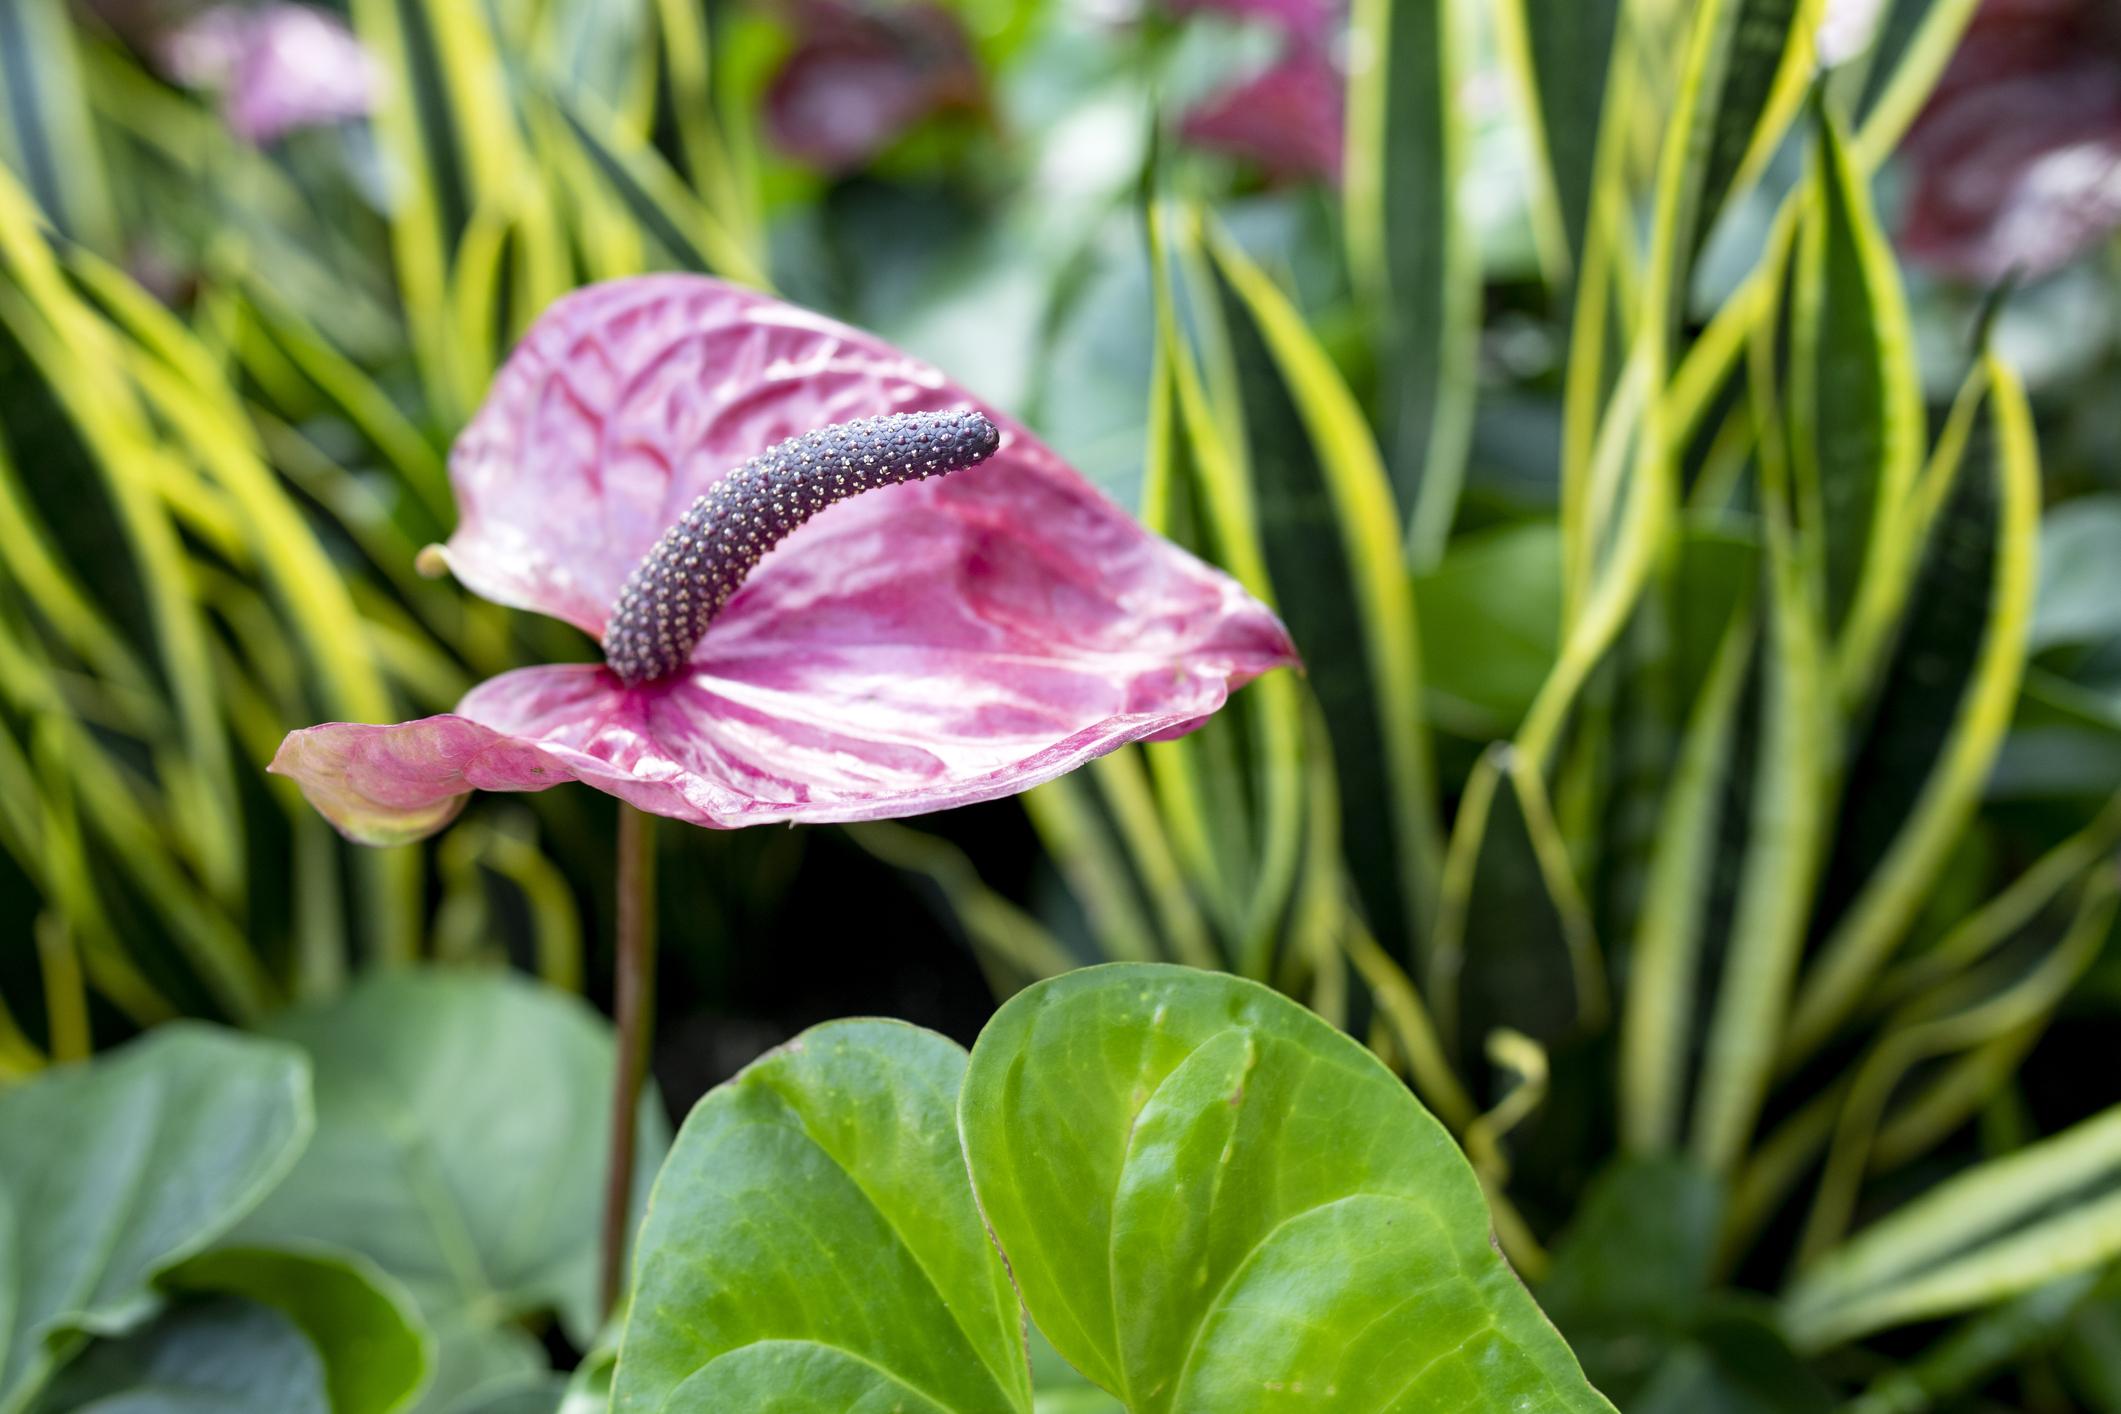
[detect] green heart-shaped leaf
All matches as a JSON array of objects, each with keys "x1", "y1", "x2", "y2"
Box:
[
  {"x1": 0, "y1": 1025, "x2": 310, "y2": 1414},
  {"x1": 228, "y1": 968, "x2": 667, "y2": 1409},
  {"x1": 614, "y1": 1020, "x2": 1029, "y2": 1414},
  {"x1": 33, "y1": 1296, "x2": 330, "y2": 1414},
  {"x1": 960, "y1": 964, "x2": 1616, "y2": 1414}
]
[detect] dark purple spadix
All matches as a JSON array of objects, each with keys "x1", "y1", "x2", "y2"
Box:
[{"x1": 602, "y1": 408, "x2": 1002, "y2": 684}]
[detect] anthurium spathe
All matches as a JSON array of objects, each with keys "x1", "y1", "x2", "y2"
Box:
[{"x1": 271, "y1": 276, "x2": 1297, "y2": 845}]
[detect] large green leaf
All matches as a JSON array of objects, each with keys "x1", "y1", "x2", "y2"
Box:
[
  {"x1": 0, "y1": 1025, "x2": 310, "y2": 1414},
  {"x1": 613, "y1": 1021, "x2": 1029, "y2": 1414},
  {"x1": 2031, "y1": 496, "x2": 2121, "y2": 654},
  {"x1": 1540, "y1": 1156, "x2": 1726, "y2": 1401},
  {"x1": 959, "y1": 964, "x2": 1617, "y2": 1413},
  {"x1": 230, "y1": 970, "x2": 668, "y2": 1402}
]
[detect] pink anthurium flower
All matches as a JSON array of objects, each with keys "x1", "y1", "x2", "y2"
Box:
[
  {"x1": 1899, "y1": 0, "x2": 2121, "y2": 282},
  {"x1": 271, "y1": 276, "x2": 1298, "y2": 845}
]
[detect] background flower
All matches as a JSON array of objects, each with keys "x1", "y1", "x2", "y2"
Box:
[
  {"x1": 1170, "y1": 0, "x2": 1344, "y2": 183},
  {"x1": 1900, "y1": 0, "x2": 2121, "y2": 282},
  {"x1": 159, "y1": 3, "x2": 378, "y2": 144},
  {"x1": 761, "y1": 0, "x2": 984, "y2": 172}
]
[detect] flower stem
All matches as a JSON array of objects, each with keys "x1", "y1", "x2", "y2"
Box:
[{"x1": 599, "y1": 803, "x2": 657, "y2": 1322}]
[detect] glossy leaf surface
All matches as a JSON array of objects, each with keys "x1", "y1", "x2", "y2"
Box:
[
  {"x1": 614, "y1": 1021, "x2": 1027, "y2": 1414},
  {"x1": 960, "y1": 964, "x2": 1617, "y2": 1413}
]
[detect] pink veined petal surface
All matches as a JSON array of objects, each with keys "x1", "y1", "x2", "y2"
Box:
[{"x1": 274, "y1": 275, "x2": 1297, "y2": 842}]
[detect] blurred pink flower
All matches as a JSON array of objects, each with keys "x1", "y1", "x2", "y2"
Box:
[
  {"x1": 761, "y1": 1, "x2": 983, "y2": 172},
  {"x1": 271, "y1": 277, "x2": 1298, "y2": 844},
  {"x1": 161, "y1": 3, "x2": 378, "y2": 145},
  {"x1": 1180, "y1": 47, "x2": 1344, "y2": 183},
  {"x1": 1900, "y1": 0, "x2": 2121, "y2": 282},
  {"x1": 1169, "y1": 0, "x2": 1345, "y2": 183}
]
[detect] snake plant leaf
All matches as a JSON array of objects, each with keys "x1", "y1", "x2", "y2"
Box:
[
  {"x1": 1790, "y1": 356, "x2": 2040, "y2": 1059},
  {"x1": 1785, "y1": 1103, "x2": 2121, "y2": 1348},
  {"x1": 613, "y1": 1021, "x2": 1030, "y2": 1414},
  {"x1": 0, "y1": 1024, "x2": 311, "y2": 1414},
  {"x1": 959, "y1": 964, "x2": 1618, "y2": 1414},
  {"x1": 1203, "y1": 226, "x2": 1441, "y2": 953},
  {"x1": 1496, "y1": 0, "x2": 1622, "y2": 276},
  {"x1": 1346, "y1": 0, "x2": 1478, "y2": 562},
  {"x1": 1789, "y1": 104, "x2": 1923, "y2": 653},
  {"x1": 0, "y1": 0, "x2": 117, "y2": 251},
  {"x1": 1653, "y1": 0, "x2": 1818, "y2": 324},
  {"x1": 228, "y1": 969, "x2": 667, "y2": 1393}
]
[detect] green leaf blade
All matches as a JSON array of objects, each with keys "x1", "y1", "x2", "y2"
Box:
[
  {"x1": 614, "y1": 1021, "x2": 1028, "y2": 1414},
  {"x1": 960, "y1": 964, "x2": 1617, "y2": 1414},
  {"x1": 231, "y1": 970, "x2": 667, "y2": 1381}
]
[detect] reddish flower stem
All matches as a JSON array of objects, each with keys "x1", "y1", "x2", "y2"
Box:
[{"x1": 599, "y1": 803, "x2": 657, "y2": 1322}]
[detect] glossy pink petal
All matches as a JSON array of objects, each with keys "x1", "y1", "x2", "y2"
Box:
[
  {"x1": 1179, "y1": 47, "x2": 1345, "y2": 184},
  {"x1": 1901, "y1": 0, "x2": 2121, "y2": 282},
  {"x1": 275, "y1": 275, "x2": 1296, "y2": 843}
]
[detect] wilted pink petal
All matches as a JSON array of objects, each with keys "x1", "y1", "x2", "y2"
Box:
[
  {"x1": 1901, "y1": 0, "x2": 2121, "y2": 282},
  {"x1": 762, "y1": 1, "x2": 981, "y2": 172},
  {"x1": 275, "y1": 275, "x2": 1296, "y2": 842},
  {"x1": 1180, "y1": 48, "x2": 1345, "y2": 184}
]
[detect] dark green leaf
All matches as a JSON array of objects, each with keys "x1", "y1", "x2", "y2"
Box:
[
  {"x1": 33, "y1": 1297, "x2": 328, "y2": 1414},
  {"x1": 167, "y1": 1247, "x2": 428, "y2": 1414},
  {"x1": 1348, "y1": 0, "x2": 1477, "y2": 560},
  {"x1": 1506, "y1": 0, "x2": 1623, "y2": 274},
  {"x1": 1542, "y1": 1157, "x2": 1727, "y2": 1399},
  {"x1": 230, "y1": 970, "x2": 666, "y2": 1382},
  {"x1": 1415, "y1": 521, "x2": 1563, "y2": 738}
]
